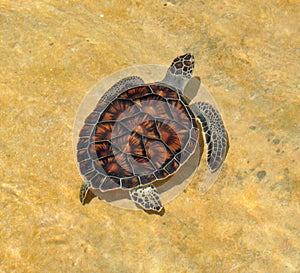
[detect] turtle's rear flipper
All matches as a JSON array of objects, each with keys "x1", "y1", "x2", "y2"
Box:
[
  {"x1": 80, "y1": 180, "x2": 96, "y2": 205},
  {"x1": 190, "y1": 102, "x2": 229, "y2": 172},
  {"x1": 129, "y1": 185, "x2": 163, "y2": 212}
]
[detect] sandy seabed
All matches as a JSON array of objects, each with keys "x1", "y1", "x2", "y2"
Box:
[{"x1": 0, "y1": 1, "x2": 299, "y2": 272}]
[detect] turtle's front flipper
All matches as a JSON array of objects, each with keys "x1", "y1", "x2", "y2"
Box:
[
  {"x1": 100, "y1": 76, "x2": 144, "y2": 103},
  {"x1": 129, "y1": 185, "x2": 163, "y2": 212},
  {"x1": 190, "y1": 102, "x2": 229, "y2": 172}
]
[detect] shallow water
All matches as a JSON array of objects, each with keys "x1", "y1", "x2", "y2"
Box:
[{"x1": 0, "y1": 1, "x2": 299, "y2": 272}]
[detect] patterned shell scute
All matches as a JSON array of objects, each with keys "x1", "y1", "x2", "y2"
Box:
[{"x1": 77, "y1": 84, "x2": 199, "y2": 191}]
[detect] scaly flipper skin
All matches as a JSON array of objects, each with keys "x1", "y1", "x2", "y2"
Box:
[
  {"x1": 129, "y1": 185, "x2": 163, "y2": 212},
  {"x1": 190, "y1": 102, "x2": 229, "y2": 172},
  {"x1": 80, "y1": 180, "x2": 93, "y2": 205},
  {"x1": 100, "y1": 76, "x2": 144, "y2": 103}
]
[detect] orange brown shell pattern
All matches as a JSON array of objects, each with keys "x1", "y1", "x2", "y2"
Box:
[{"x1": 77, "y1": 84, "x2": 199, "y2": 191}]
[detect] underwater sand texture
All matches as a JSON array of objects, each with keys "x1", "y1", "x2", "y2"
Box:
[{"x1": 0, "y1": 1, "x2": 299, "y2": 272}]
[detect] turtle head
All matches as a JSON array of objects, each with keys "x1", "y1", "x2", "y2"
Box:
[{"x1": 162, "y1": 53, "x2": 194, "y2": 91}]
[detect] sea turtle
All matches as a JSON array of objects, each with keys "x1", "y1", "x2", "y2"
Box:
[{"x1": 77, "y1": 53, "x2": 228, "y2": 212}]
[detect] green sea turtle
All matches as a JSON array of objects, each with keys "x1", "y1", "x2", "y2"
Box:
[{"x1": 77, "y1": 53, "x2": 228, "y2": 212}]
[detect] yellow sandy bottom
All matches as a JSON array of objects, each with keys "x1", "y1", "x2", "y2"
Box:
[{"x1": 0, "y1": 1, "x2": 299, "y2": 272}]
